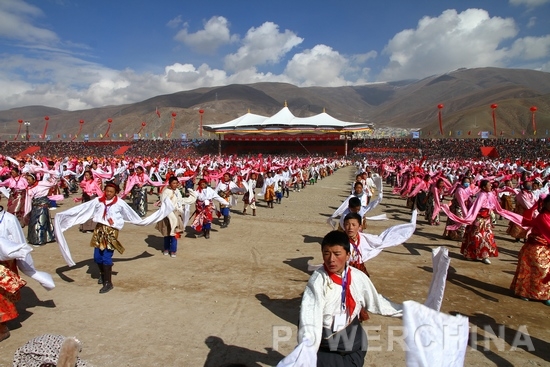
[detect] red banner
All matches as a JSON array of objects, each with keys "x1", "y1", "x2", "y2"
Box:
[
  {"x1": 438, "y1": 110, "x2": 443, "y2": 135},
  {"x1": 102, "y1": 119, "x2": 113, "y2": 140},
  {"x1": 15, "y1": 120, "x2": 23, "y2": 141},
  {"x1": 491, "y1": 104, "x2": 498, "y2": 137},
  {"x1": 166, "y1": 112, "x2": 177, "y2": 138},
  {"x1": 492, "y1": 109, "x2": 497, "y2": 136},
  {"x1": 72, "y1": 120, "x2": 84, "y2": 141},
  {"x1": 42, "y1": 122, "x2": 49, "y2": 139}
]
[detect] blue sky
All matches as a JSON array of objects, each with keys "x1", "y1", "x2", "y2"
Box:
[{"x1": 0, "y1": 0, "x2": 549, "y2": 111}]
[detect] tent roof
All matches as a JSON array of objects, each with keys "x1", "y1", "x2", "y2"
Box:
[{"x1": 203, "y1": 107, "x2": 373, "y2": 134}]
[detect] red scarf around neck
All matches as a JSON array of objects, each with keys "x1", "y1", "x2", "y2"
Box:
[
  {"x1": 323, "y1": 264, "x2": 356, "y2": 317},
  {"x1": 28, "y1": 180, "x2": 39, "y2": 189},
  {"x1": 99, "y1": 195, "x2": 117, "y2": 219}
]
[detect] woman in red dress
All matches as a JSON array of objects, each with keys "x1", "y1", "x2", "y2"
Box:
[
  {"x1": 0, "y1": 259, "x2": 25, "y2": 341},
  {"x1": 442, "y1": 179, "x2": 523, "y2": 265},
  {"x1": 510, "y1": 194, "x2": 550, "y2": 305}
]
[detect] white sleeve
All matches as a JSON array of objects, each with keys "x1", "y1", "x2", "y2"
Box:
[
  {"x1": 53, "y1": 200, "x2": 98, "y2": 266},
  {"x1": 331, "y1": 196, "x2": 351, "y2": 218},
  {"x1": 298, "y1": 272, "x2": 325, "y2": 351},
  {"x1": 121, "y1": 197, "x2": 174, "y2": 226},
  {"x1": 355, "y1": 270, "x2": 403, "y2": 317}
]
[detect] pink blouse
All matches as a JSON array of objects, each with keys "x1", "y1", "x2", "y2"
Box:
[
  {"x1": 0, "y1": 176, "x2": 28, "y2": 190},
  {"x1": 24, "y1": 180, "x2": 57, "y2": 216},
  {"x1": 80, "y1": 178, "x2": 104, "y2": 197},
  {"x1": 122, "y1": 173, "x2": 165, "y2": 197}
]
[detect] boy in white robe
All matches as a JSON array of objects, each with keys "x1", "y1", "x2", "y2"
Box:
[{"x1": 298, "y1": 231, "x2": 401, "y2": 366}]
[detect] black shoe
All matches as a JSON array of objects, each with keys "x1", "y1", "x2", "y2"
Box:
[{"x1": 99, "y1": 282, "x2": 113, "y2": 294}]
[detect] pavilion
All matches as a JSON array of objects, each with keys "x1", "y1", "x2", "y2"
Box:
[{"x1": 203, "y1": 103, "x2": 373, "y2": 155}]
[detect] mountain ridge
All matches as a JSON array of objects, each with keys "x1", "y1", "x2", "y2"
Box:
[{"x1": 1, "y1": 67, "x2": 549, "y2": 140}]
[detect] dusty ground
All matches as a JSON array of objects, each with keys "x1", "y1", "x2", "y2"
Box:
[{"x1": 0, "y1": 165, "x2": 549, "y2": 367}]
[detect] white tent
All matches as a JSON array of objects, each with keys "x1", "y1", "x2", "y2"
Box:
[{"x1": 203, "y1": 106, "x2": 373, "y2": 134}]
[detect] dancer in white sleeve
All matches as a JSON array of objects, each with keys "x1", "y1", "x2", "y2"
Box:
[
  {"x1": 294, "y1": 231, "x2": 402, "y2": 366},
  {"x1": 54, "y1": 182, "x2": 173, "y2": 293}
]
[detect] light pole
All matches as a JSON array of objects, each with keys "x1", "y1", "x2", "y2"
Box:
[{"x1": 24, "y1": 121, "x2": 30, "y2": 142}]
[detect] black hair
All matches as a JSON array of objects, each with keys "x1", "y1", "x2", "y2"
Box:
[
  {"x1": 168, "y1": 176, "x2": 179, "y2": 184},
  {"x1": 343, "y1": 212, "x2": 362, "y2": 225},
  {"x1": 353, "y1": 181, "x2": 363, "y2": 188},
  {"x1": 321, "y1": 231, "x2": 350, "y2": 253},
  {"x1": 348, "y1": 196, "x2": 361, "y2": 208},
  {"x1": 540, "y1": 195, "x2": 550, "y2": 214},
  {"x1": 104, "y1": 181, "x2": 121, "y2": 194},
  {"x1": 480, "y1": 179, "x2": 490, "y2": 189}
]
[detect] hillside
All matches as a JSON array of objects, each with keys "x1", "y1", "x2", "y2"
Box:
[{"x1": 0, "y1": 67, "x2": 549, "y2": 140}]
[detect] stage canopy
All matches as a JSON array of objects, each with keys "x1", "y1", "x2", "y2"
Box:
[{"x1": 203, "y1": 105, "x2": 373, "y2": 136}]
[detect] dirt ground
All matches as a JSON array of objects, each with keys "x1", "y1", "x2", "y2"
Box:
[{"x1": 0, "y1": 165, "x2": 549, "y2": 367}]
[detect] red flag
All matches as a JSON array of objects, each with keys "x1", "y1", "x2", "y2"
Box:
[
  {"x1": 491, "y1": 104, "x2": 498, "y2": 136},
  {"x1": 156, "y1": 107, "x2": 161, "y2": 118},
  {"x1": 438, "y1": 111, "x2": 443, "y2": 135},
  {"x1": 531, "y1": 107, "x2": 537, "y2": 133}
]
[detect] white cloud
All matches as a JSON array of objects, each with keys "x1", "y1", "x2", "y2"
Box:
[
  {"x1": 166, "y1": 15, "x2": 183, "y2": 29},
  {"x1": 509, "y1": 0, "x2": 550, "y2": 7},
  {"x1": 0, "y1": 0, "x2": 58, "y2": 44},
  {"x1": 1, "y1": 2, "x2": 548, "y2": 112},
  {"x1": 284, "y1": 45, "x2": 360, "y2": 87},
  {"x1": 378, "y1": 9, "x2": 518, "y2": 81},
  {"x1": 164, "y1": 62, "x2": 228, "y2": 87},
  {"x1": 224, "y1": 22, "x2": 303, "y2": 72},
  {"x1": 526, "y1": 16, "x2": 537, "y2": 27},
  {"x1": 351, "y1": 51, "x2": 377, "y2": 65},
  {"x1": 226, "y1": 67, "x2": 291, "y2": 85},
  {"x1": 508, "y1": 35, "x2": 550, "y2": 60},
  {"x1": 174, "y1": 16, "x2": 238, "y2": 54}
]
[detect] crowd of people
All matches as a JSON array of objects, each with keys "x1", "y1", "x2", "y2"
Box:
[
  {"x1": 2, "y1": 137, "x2": 548, "y2": 163},
  {"x1": 0, "y1": 139, "x2": 217, "y2": 160},
  {"x1": 353, "y1": 138, "x2": 550, "y2": 160},
  {"x1": 376, "y1": 154, "x2": 549, "y2": 309},
  {"x1": 1, "y1": 136, "x2": 549, "y2": 366},
  {"x1": 278, "y1": 155, "x2": 549, "y2": 366},
  {"x1": 0, "y1": 150, "x2": 347, "y2": 353}
]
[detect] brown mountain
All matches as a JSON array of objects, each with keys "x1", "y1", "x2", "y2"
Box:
[{"x1": 1, "y1": 67, "x2": 549, "y2": 140}]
